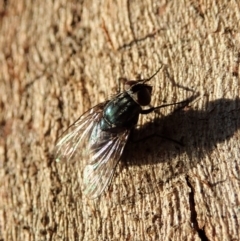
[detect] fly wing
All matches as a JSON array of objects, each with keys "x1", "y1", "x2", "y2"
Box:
[
  {"x1": 54, "y1": 101, "x2": 130, "y2": 199},
  {"x1": 54, "y1": 102, "x2": 107, "y2": 163},
  {"x1": 83, "y1": 124, "x2": 130, "y2": 199}
]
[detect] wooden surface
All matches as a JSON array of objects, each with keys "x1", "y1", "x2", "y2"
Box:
[{"x1": 0, "y1": 0, "x2": 240, "y2": 240}]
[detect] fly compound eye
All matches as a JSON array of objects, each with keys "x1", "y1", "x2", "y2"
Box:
[{"x1": 137, "y1": 85, "x2": 152, "y2": 106}]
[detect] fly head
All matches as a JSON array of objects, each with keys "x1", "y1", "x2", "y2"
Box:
[{"x1": 127, "y1": 83, "x2": 153, "y2": 106}]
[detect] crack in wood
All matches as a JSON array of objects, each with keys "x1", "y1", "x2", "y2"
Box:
[{"x1": 186, "y1": 176, "x2": 209, "y2": 241}]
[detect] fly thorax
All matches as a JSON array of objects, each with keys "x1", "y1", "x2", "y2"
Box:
[{"x1": 101, "y1": 92, "x2": 141, "y2": 130}]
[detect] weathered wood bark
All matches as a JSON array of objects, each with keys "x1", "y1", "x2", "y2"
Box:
[{"x1": 0, "y1": 1, "x2": 239, "y2": 240}]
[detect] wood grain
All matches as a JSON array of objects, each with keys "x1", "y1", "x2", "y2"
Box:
[{"x1": 0, "y1": 0, "x2": 239, "y2": 240}]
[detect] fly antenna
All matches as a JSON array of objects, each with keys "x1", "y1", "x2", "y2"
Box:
[{"x1": 142, "y1": 65, "x2": 163, "y2": 84}]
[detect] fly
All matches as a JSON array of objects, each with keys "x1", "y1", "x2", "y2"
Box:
[{"x1": 54, "y1": 66, "x2": 185, "y2": 199}]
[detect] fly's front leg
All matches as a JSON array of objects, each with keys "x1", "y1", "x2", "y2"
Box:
[
  {"x1": 141, "y1": 93, "x2": 199, "y2": 115},
  {"x1": 140, "y1": 99, "x2": 190, "y2": 115},
  {"x1": 117, "y1": 65, "x2": 163, "y2": 93}
]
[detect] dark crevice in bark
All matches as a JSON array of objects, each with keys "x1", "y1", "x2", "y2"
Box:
[{"x1": 186, "y1": 176, "x2": 209, "y2": 241}]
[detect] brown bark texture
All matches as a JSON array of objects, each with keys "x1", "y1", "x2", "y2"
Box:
[{"x1": 0, "y1": 0, "x2": 240, "y2": 241}]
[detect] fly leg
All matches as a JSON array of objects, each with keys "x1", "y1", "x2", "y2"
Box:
[
  {"x1": 140, "y1": 93, "x2": 199, "y2": 114},
  {"x1": 134, "y1": 97, "x2": 195, "y2": 145},
  {"x1": 117, "y1": 65, "x2": 163, "y2": 93},
  {"x1": 140, "y1": 100, "x2": 190, "y2": 115},
  {"x1": 117, "y1": 77, "x2": 128, "y2": 93}
]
